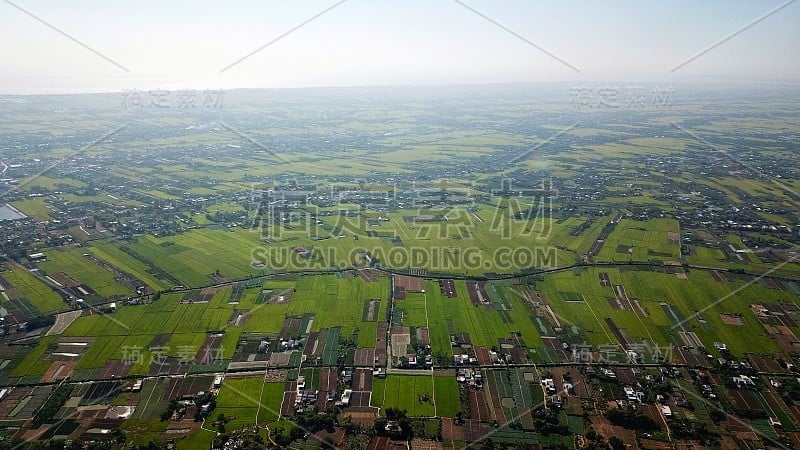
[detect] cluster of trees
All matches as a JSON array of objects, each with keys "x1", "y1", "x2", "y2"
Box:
[
  {"x1": 32, "y1": 385, "x2": 74, "y2": 426},
  {"x1": 374, "y1": 407, "x2": 413, "y2": 440},
  {"x1": 25, "y1": 315, "x2": 56, "y2": 331},
  {"x1": 212, "y1": 427, "x2": 264, "y2": 449},
  {"x1": 605, "y1": 407, "x2": 659, "y2": 431}
]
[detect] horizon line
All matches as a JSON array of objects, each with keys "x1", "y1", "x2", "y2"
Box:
[{"x1": 1, "y1": 78, "x2": 800, "y2": 97}]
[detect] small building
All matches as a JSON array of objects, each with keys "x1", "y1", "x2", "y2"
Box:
[
  {"x1": 733, "y1": 375, "x2": 756, "y2": 389},
  {"x1": 340, "y1": 389, "x2": 352, "y2": 406},
  {"x1": 454, "y1": 354, "x2": 470, "y2": 365},
  {"x1": 548, "y1": 395, "x2": 563, "y2": 409}
]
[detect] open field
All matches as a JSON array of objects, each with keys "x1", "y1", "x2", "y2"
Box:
[
  {"x1": 372, "y1": 375, "x2": 438, "y2": 417},
  {"x1": 1, "y1": 264, "x2": 66, "y2": 313},
  {"x1": 424, "y1": 280, "x2": 543, "y2": 352},
  {"x1": 540, "y1": 266, "x2": 788, "y2": 355},
  {"x1": 38, "y1": 248, "x2": 132, "y2": 298},
  {"x1": 1, "y1": 86, "x2": 799, "y2": 448},
  {"x1": 214, "y1": 377, "x2": 284, "y2": 430},
  {"x1": 595, "y1": 218, "x2": 680, "y2": 263},
  {"x1": 125, "y1": 228, "x2": 266, "y2": 287},
  {"x1": 88, "y1": 242, "x2": 169, "y2": 291}
]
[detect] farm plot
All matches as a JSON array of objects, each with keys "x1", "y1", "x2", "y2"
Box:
[
  {"x1": 161, "y1": 375, "x2": 215, "y2": 402},
  {"x1": 399, "y1": 293, "x2": 429, "y2": 327},
  {"x1": 214, "y1": 377, "x2": 285, "y2": 430},
  {"x1": 465, "y1": 281, "x2": 489, "y2": 306},
  {"x1": 46, "y1": 310, "x2": 83, "y2": 336},
  {"x1": 539, "y1": 266, "x2": 781, "y2": 354},
  {"x1": 357, "y1": 269, "x2": 380, "y2": 282},
  {"x1": 182, "y1": 287, "x2": 219, "y2": 303},
  {"x1": 281, "y1": 275, "x2": 389, "y2": 337},
  {"x1": 595, "y1": 218, "x2": 680, "y2": 263},
  {"x1": 126, "y1": 228, "x2": 265, "y2": 287},
  {"x1": 371, "y1": 375, "x2": 436, "y2": 417},
  {"x1": 63, "y1": 290, "x2": 234, "y2": 338},
  {"x1": 278, "y1": 316, "x2": 307, "y2": 340},
  {"x1": 228, "y1": 283, "x2": 244, "y2": 303},
  {"x1": 349, "y1": 368, "x2": 374, "y2": 407},
  {"x1": 227, "y1": 309, "x2": 250, "y2": 328},
  {"x1": 88, "y1": 242, "x2": 168, "y2": 291},
  {"x1": 130, "y1": 378, "x2": 173, "y2": 420},
  {"x1": 394, "y1": 275, "x2": 425, "y2": 293},
  {"x1": 424, "y1": 280, "x2": 542, "y2": 352},
  {"x1": 438, "y1": 279, "x2": 457, "y2": 297},
  {"x1": 194, "y1": 333, "x2": 225, "y2": 364},
  {"x1": 484, "y1": 369, "x2": 535, "y2": 430},
  {"x1": 321, "y1": 327, "x2": 341, "y2": 366},
  {"x1": 354, "y1": 348, "x2": 376, "y2": 367},
  {"x1": 38, "y1": 248, "x2": 132, "y2": 298},
  {"x1": 315, "y1": 367, "x2": 339, "y2": 410},
  {"x1": 433, "y1": 375, "x2": 461, "y2": 418},
  {"x1": 0, "y1": 386, "x2": 53, "y2": 421},
  {"x1": 1, "y1": 265, "x2": 66, "y2": 313},
  {"x1": 44, "y1": 291, "x2": 236, "y2": 375},
  {"x1": 469, "y1": 387, "x2": 491, "y2": 422}
]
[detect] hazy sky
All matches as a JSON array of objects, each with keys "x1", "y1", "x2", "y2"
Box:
[{"x1": 1, "y1": 0, "x2": 798, "y2": 94}]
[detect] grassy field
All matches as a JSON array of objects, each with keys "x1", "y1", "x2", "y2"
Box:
[
  {"x1": 595, "y1": 218, "x2": 680, "y2": 263},
  {"x1": 11, "y1": 335, "x2": 58, "y2": 377},
  {"x1": 296, "y1": 275, "x2": 388, "y2": 334},
  {"x1": 38, "y1": 248, "x2": 132, "y2": 297},
  {"x1": 5, "y1": 290, "x2": 237, "y2": 377},
  {"x1": 214, "y1": 378, "x2": 284, "y2": 430},
  {"x1": 371, "y1": 374, "x2": 460, "y2": 418},
  {"x1": 63, "y1": 290, "x2": 234, "y2": 338},
  {"x1": 2, "y1": 264, "x2": 66, "y2": 313},
  {"x1": 126, "y1": 228, "x2": 266, "y2": 287},
  {"x1": 372, "y1": 375, "x2": 435, "y2": 417},
  {"x1": 10, "y1": 198, "x2": 54, "y2": 220},
  {"x1": 9, "y1": 258, "x2": 792, "y2": 382},
  {"x1": 424, "y1": 280, "x2": 543, "y2": 352},
  {"x1": 540, "y1": 266, "x2": 785, "y2": 355},
  {"x1": 432, "y1": 375, "x2": 461, "y2": 417},
  {"x1": 119, "y1": 419, "x2": 168, "y2": 447},
  {"x1": 88, "y1": 242, "x2": 169, "y2": 291}
]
